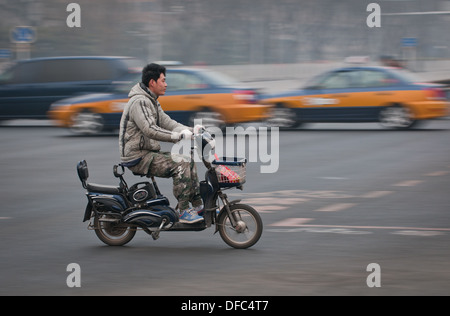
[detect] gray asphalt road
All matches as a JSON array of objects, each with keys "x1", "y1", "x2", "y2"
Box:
[{"x1": 1, "y1": 119, "x2": 450, "y2": 296}]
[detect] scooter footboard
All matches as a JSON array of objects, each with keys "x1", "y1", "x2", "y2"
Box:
[
  {"x1": 123, "y1": 205, "x2": 178, "y2": 228},
  {"x1": 170, "y1": 221, "x2": 207, "y2": 231}
]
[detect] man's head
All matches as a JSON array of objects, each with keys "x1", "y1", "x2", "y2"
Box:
[{"x1": 142, "y1": 63, "x2": 167, "y2": 97}]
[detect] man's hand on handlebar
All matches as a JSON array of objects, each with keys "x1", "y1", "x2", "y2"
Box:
[
  {"x1": 172, "y1": 125, "x2": 206, "y2": 142},
  {"x1": 180, "y1": 129, "x2": 193, "y2": 140},
  {"x1": 171, "y1": 129, "x2": 193, "y2": 142},
  {"x1": 193, "y1": 124, "x2": 205, "y2": 136}
]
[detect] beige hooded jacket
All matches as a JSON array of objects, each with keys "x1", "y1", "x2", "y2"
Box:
[{"x1": 119, "y1": 82, "x2": 191, "y2": 164}]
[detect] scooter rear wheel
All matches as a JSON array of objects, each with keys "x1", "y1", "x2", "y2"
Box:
[
  {"x1": 218, "y1": 204, "x2": 263, "y2": 249},
  {"x1": 94, "y1": 215, "x2": 136, "y2": 246}
]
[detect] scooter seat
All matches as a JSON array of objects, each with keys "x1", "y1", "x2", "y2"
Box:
[{"x1": 86, "y1": 183, "x2": 121, "y2": 195}]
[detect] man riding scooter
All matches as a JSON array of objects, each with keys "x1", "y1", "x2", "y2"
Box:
[{"x1": 119, "y1": 63, "x2": 205, "y2": 224}]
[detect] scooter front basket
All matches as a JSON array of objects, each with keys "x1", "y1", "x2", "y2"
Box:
[{"x1": 211, "y1": 157, "x2": 246, "y2": 187}]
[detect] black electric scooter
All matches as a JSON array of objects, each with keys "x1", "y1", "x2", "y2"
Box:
[{"x1": 77, "y1": 130, "x2": 262, "y2": 249}]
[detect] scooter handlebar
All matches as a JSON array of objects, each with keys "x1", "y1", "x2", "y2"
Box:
[{"x1": 194, "y1": 129, "x2": 215, "y2": 150}]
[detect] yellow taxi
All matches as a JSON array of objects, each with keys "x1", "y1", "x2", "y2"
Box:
[
  {"x1": 262, "y1": 66, "x2": 449, "y2": 129},
  {"x1": 48, "y1": 68, "x2": 271, "y2": 134}
]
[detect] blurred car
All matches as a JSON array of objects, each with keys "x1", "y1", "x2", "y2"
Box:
[
  {"x1": 0, "y1": 56, "x2": 141, "y2": 121},
  {"x1": 432, "y1": 78, "x2": 450, "y2": 100},
  {"x1": 262, "y1": 66, "x2": 449, "y2": 129},
  {"x1": 48, "y1": 68, "x2": 271, "y2": 134}
]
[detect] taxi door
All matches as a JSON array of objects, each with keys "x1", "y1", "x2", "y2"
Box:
[
  {"x1": 300, "y1": 70, "x2": 355, "y2": 122},
  {"x1": 351, "y1": 69, "x2": 404, "y2": 121}
]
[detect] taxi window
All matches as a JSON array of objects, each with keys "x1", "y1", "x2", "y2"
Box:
[
  {"x1": 166, "y1": 72, "x2": 208, "y2": 91},
  {"x1": 319, "y1": 71, "x2": 356, "y2": 89},
  {"x1": 358, "y1": 70, "x2": 400, "y2": 87}
]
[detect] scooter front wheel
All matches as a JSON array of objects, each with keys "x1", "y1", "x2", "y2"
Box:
[
  {"x1": 218, "y1": 204, "x2": 263, "y2": 249},
  {"x1": 94, "y1": 215, "x2": 136, "y2": 246}
]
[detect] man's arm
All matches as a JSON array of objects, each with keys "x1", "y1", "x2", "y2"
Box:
[
  {"x1": 158, "y1": 107, "x2": 193, "y2": 134},
  {"x1": 130, "y1": 98, "x2": 181, "y2": 143}
]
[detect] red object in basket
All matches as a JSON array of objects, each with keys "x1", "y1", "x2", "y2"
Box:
[
  {"x1": 214, "y1": 154, "x2": 240, "y2": 183},
  {"x1": 216, "y1": 165, "x2": 240, "y2": 183}
]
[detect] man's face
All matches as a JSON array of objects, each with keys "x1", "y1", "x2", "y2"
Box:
[{"x1": 149, "y1": 73, "x2": 167, "y2": 97}]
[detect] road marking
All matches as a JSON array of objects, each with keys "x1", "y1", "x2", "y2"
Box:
[
  {"x1": 255, "y1": 205, "x2": 287, "y2": 213},
  {"x1": 360, "y1": 191, "x2": 394, "y2": 198},
  {"x1": 268, "y1": 220, "x2": 450, "y2": 231},
  {"x1": 244, "y1": 197, "x2": 310, "y2": 213},
  {"x1": 392, "y1": 230, "x2": 444, "y2": 236},
  {"x1": 313, "y1": 203, "x2": 356, "y2": 212},
  {"x1": 269, "y1": 218, "x2": 314, "y2": 226},
  {"x1": 237, "y1": 190, "x2": 354, "y2": 199},
  {"x1": 425, "y1": 170, "x2": 449, "y2": 176},
  {"x1": 393, "y1": 180, "x2": 423, "y2": 187},
  {"x1": 244, "y1": 197, "x2": 309, "y2": 205},
  {"x1": 268, "y1": 227, "x2": 372, "y2": 235},
  {"x1": 0, "y1": 217, "x2": 11, "y2": 220}
]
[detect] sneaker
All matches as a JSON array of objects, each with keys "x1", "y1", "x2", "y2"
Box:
[
  {"x1": 179, "y1": 208, "x2": 204, "y2": 224},
  {"x1": 193, "y1": 204, "x2": 205, "y2": 216},
  {"x1": 196, "y1": 205, "x2": 221, "y2": 217}
]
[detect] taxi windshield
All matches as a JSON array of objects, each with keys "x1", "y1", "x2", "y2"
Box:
[{"x1": 197, "y1": 69, "x2": 241, "y2": 87}]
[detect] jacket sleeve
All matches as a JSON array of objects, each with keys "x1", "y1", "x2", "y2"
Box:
[
  {"x1": 157, "y1": 103, "x2": 193, "y2": 134},
  {"x1": 130, "y1": 98, "x2": 180, "y2": 143}
]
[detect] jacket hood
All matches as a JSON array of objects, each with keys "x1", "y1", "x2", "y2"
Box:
[{"x1": 128, "y1": 82, "x2": 158, "y2": 101}]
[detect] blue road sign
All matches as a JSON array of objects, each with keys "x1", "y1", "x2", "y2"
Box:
[
  {"x1": 10, "y1": 26, "x2": 37, "y2": 43},
  {"x1": 0, "y1": 49, "x2": 12, "y2": 59},
  {"x1": 402, "y1": 37, "x2": 418, "y2": 47}
]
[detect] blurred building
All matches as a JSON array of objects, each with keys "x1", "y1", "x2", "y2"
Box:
[{"x1": 0, "y1": 0, "x2": 449, "y2": 65}]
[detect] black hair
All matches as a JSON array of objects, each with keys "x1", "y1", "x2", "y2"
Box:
[{"x1": 141, "y1": 63, "x2": 166, "y2": 86}]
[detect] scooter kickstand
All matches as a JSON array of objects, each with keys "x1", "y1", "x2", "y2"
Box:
[{"x1": 151, "y1": 219, "x2": 166, "y2": 241}]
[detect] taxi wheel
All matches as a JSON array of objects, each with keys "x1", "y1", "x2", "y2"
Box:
[
  {"x1": 379, "y1": 104, "x2": 418, "y2": 129},
  {"x1": 190, "y1": 109, "x2": 226, "y2": 131},
  {"x1": 266, "y1": 105, "x2": 301, "y2": 129},
  {"x1": 70, "y1": 110, "x2": 105, "y2": 135}
]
